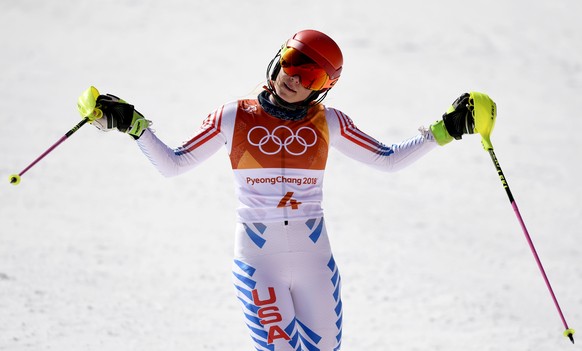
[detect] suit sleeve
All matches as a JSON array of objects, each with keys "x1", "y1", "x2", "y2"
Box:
[
  {"x1": 326, "y1": 107, "x2": 438, "y2": 172},
  {"x1": 136, "y1": 103, "x2": 234, "y2": 177}
]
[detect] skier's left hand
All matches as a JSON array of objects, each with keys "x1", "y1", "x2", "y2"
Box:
[
  {"x1": 430, "y1": 92, "x2": 495, "y2": 146},
  {"x1": 429, "y1": 93, "x2": 473, "y2": 145},
  {"x1": 442, "y1": 93, "x2": 474, "y2": 140}
]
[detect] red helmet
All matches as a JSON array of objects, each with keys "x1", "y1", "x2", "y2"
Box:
[
  {"x1": 285, "y1": 29, "x2": 343, "y2": 84},
  {"x1": 265, "y1": 30, "x2": 343, "y2": 108}
]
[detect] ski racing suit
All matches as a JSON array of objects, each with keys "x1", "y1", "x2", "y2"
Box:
[{"x1": 136, "y1": 95, "x2": 438, "y2": 350}]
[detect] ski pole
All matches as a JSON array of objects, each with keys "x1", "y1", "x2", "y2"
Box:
[
  {"x1": 9, "y1": 117, "x2": 90, "y2": 185},
  {"x1": 487, "y1": 148, "x2": 575, "y2": 344},
  {"x1": 9, "y1": 86, "x2": 103, "y2": 185},
  {"x1": 470, "y1": 92, "x2": 575, "y2": 344}
]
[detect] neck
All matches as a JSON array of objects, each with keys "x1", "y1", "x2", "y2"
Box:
[{"x1": 258, "y1": 90, "x2": 308, "y2": 121}]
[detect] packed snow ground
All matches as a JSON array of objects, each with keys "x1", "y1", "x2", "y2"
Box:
[{"x1": 1, "y1": 0, "x2": 581, "y2": 350}]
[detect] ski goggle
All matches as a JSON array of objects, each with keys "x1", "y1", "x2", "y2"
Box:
[{"x1": 279, "y1": 46, "x2": 336, "y2": 91}]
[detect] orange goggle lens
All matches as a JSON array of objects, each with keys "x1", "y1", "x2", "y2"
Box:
[{"x1": 280, "y1": 46, "x2": 332, "y2": 91}]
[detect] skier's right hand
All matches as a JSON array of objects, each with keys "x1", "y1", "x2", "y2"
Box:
[
  {"x1": 94, "y1": 94, "x2": 150, "y2": 139},
  {"x1": 77, "y1": 86, "x2": 150, "y2": 140}
]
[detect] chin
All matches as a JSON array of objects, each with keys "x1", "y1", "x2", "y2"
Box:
[
  {"x1": 285, "y1": 90, "x2": 312, "y2": 104},
  {"x1": 281, "y1": 95, "x2": 301, "y2": 104},
  {"x1": 275, "y1": 88, "x2": 299, "y2": 104}
]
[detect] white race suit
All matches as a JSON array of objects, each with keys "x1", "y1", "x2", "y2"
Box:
[{"x1": 136, "y1": 97, "x2": 438, "y2": 350}]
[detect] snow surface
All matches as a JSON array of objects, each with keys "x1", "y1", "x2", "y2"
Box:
[{"x1": 1, "y1": 0, "x2": 581, "y2": 350}]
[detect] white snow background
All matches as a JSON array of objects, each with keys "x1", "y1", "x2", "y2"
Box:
[{"x1": 1, "y1": 0, "x2": 581, "y2": 350}]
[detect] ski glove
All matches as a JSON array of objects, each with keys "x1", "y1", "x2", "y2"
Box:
[
  {"x1": 443, "y1": 93, "x2": 474, "y2": 139},
  {"x1": 430, "y1": 92, "x2": 496, "y2": 147},
  {"x1": 93, "y1": 94, "x2": 150, "y2": 140},
  {"x1": 430, "y1": 93, "x2": 474, "y2": 146}
]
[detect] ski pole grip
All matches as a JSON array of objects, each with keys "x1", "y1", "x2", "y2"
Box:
[{"x1": 469, "y1": 91, "x2": 497, "y2": 151}]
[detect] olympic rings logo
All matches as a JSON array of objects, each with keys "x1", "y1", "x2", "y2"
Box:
[{"x1": 247, "y1": 126, "x2": 318, "y2": 156}]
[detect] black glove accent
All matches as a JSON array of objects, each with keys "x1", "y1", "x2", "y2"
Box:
[
  {"x1": 95, "y1": 94, "x2": 136, "y2": 133},
  {"x1": 442, "y1": 93, "x2": 475, "y2": 140}
]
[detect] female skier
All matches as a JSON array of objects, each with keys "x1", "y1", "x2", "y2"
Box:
[{"x1": 78, "y1": 29, "x2": 495, "y2": 350}]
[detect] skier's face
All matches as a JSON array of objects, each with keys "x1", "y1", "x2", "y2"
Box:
[{"x1": 273, "y1": 69, "x2": 313, "y2": 104}]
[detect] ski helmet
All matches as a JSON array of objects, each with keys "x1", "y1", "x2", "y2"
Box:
[{"x1": 267, "y1": 30, "x2": 343, "y2": 106}]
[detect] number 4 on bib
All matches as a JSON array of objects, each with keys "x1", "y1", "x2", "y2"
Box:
[{"x1": 277, "y1": 192, "x2": 302, "y2": 210}]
